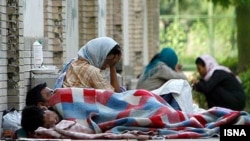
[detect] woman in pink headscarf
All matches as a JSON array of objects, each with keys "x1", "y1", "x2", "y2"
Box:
[{"x1": 192, "y1": 54, "x2": 246, "y2": 111}]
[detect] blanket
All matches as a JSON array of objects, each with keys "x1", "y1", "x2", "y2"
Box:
[{"x1": 34, "y1": 88, "x2": 250, "y2": 140}]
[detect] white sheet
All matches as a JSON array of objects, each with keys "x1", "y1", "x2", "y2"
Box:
[{"x1": 151, "y1": 79, "x2": 205, "y2": 114}]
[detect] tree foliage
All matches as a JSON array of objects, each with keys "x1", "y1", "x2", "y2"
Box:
[
  {"x1": 208, "y1": 0, "x2": 250, "y2": 8},
  {"x1": 207, "y1": 0, "x2": 250, "y2": 72},
  {"x1": 160, "y1": 0, "x2": 237, "y2": 66}
]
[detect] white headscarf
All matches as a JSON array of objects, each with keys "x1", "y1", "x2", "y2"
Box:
[
  {"x1": 199, "y1": 54, "x2": 231, "y2": 81},
  {"x1": 53, "y1": 37, "x2": 118, "y2": 89},
  {"x1": 78, "y1": 37, "x2": 118, "y2": 68}
]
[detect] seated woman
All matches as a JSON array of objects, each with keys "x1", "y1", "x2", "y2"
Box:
[
  {"x1": 192, "y1": 54, "x2": 246, "y2": 111},
  {"x1": 54, "y1": 37, "x2": 125, "y2": 92},
  {"x1": 136, "y1": 47, "x2": 187, "y2": 110}
]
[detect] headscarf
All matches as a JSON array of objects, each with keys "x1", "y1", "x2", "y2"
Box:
[
  {"x1": 77, "y1": 37, "x2": 118, "y2": 68},
  {"x1": 53, "y1": 37, "x2": 118, "y2": 89},
  {"x1": 199, "y1": 54, "x2": 231, "y2": 81},
  {"x1": 145, "y1": 47, "x2": 178, "y2": 73}
]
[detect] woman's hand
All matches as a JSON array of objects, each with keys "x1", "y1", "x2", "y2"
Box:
[
  {"x1": 101, "y1": 54, "x2": 121, "y2": 70},
  {"x1": 175, "y1": 64, "x2": 183, "y2": 72},
  {"x1": 107, "y1": 54, "x2": 122, "y2": 92},
  {"x1": 191, "y1": 79, "x2": 200, "y2": 90},
  {"x1": 108, "y1": 54, "x2": 121, "y2": 67}
]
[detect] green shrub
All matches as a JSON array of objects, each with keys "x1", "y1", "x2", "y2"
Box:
[
  {"x1": 192, "y1": 90, "x2": 207, "y2": 109},
  {"x1": 239, "y1": 69, "x2": 250, "y2": 112},
  {"x1": 189, "y1": 71, "x2": 208, "y2": 109},
  {"x1": 220, "y1": 56, "x2": 238, "y2": 74}
]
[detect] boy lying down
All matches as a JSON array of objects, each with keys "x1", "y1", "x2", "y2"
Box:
[
  {"x1": 21, "y1": 106, "x2": 62, "y2": 132},
  {"x1": 21, "y1": 87, "x2": 177, "y2": 133},
  {"x1": 20, "y1": 87, "x2": 250, "y2": 140}
]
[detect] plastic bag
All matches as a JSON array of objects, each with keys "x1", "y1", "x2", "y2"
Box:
[{"x1": 2, "y1": 108, "x2": 21, "y2": 130}]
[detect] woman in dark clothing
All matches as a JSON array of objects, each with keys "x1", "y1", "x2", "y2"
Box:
[{"x1": 192, "y1": 54, "x2": 246, "y2": 111}]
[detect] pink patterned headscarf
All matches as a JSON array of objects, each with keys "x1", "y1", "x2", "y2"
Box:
[{"x1": 199, "y1": 54, "x2": 231, "y2": 81}]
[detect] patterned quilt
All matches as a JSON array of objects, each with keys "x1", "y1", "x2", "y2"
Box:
[{"x1": 34, "y1": 88, "x2": 250, "y2": 139}]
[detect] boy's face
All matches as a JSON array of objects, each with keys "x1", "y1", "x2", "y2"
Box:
[
  {"x1": 43, "y1": 109, "x2": 60, "y2": 128},
  {"x1": 39, "y1": 87, "x2": 54, "y2": 108}
]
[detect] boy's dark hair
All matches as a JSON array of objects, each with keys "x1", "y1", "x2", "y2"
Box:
[
  {"x1": 26, "y1": 83, "x2": 47, "y2": 106},
  {"x1": 195, "y1": 57, "x2": 205, "y2": 67},
  {"x1": 21, "y1": 106, "x2": 45, "y2": 132},
  {"x1": 107, "y1": 45, "x2": 122, "y2": 56}
]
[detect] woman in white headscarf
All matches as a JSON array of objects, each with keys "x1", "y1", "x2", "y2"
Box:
[
  {"x1": 192, "y1": 54, "x2": 246, "y2": 111},
  {"x1": 54, "y1": 37, "x2": 125, "y2": 92}
]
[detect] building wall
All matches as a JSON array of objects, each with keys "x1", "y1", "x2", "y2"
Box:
[
  {"x1": 0, "y1": 0, "x2": 26, "y2": 111},
  {"x1": 44, "y1": 0, "x2": 65, "y2": 68},
  {"x1": 0, "y1": 0, "x2": 159, "y2": 111},
  {"x1": 123, "y1": 0, "x2": 159, "y2": 86}
]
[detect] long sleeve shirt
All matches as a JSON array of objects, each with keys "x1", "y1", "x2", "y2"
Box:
[{"x1": 136, "y1": 62, "x2": 187, "y2": 91}]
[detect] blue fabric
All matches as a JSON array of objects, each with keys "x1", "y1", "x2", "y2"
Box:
[
  {"x1": 145, "y1": 47, "x2": 178, "y2": 74},
  {"x1": 119, "y1": 86, "x2": 127, "y2": 92},
  {"x1": 15, "y1": 128, "x2": 29, "y2": 139},
  {"x1": 53, "y1": 58, "x2": 76, "y2": 89},
  {"x1": 161, "y1": 94, "x2": 181, "y2": 111}
]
